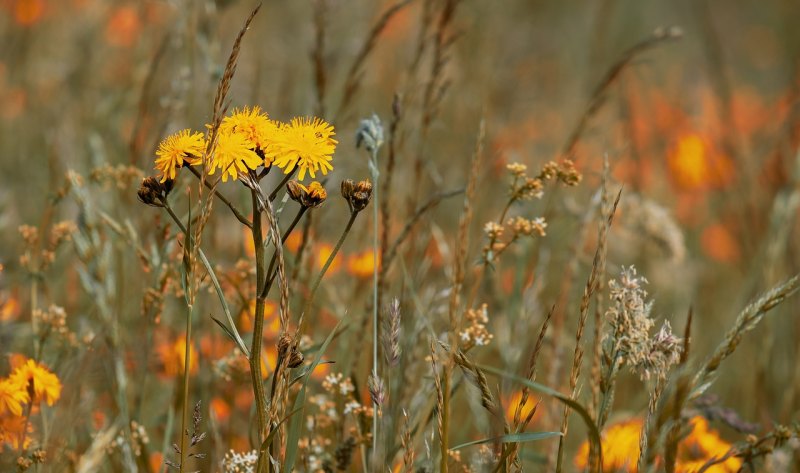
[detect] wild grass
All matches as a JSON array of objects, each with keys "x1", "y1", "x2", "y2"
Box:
[{"x1": 1, "y1": 1, "x2": 800, "y2": 472}]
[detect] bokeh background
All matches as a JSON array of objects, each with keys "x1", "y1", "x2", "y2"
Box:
[{"x1": 1, "y1": 0, "x2": 800, "y2": 471}]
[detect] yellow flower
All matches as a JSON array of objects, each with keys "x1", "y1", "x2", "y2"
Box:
[
  {"x1": 575, "y1": 418, "x2": 642, "y2": 471},
  {"x1": 0, "y1": 377, "x2": 28, "y2": 416},
  {"x1": 154, "y1": 129, "x2": 206, "y2": 182},
  {"x1": 272, "y1": 117, "x2": 336, "y2": 180},
  {"x1": 220, "y1": 106, "x2": 280, "y2": 166},
  {"x1": 8, "y1": 359, "x2": 62, "y2": 406},
  {"x1": 208, "y1": 131, "x2": 263, "y2": 182}
]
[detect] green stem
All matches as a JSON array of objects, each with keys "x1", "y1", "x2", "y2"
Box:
[
  {"x1": 301, "y1": 211, "x2": 359, "y2": 322},
  {"x1": 178, "y1": 303, "x2": 194, "y2": 473},
  {"x1": 186, "y1": 165, "x2": 252, "y2": 228},
  {"x1": 370, "y1": 148, "x2": 380, "y2": 466},
  {"x1": 260, "y1": 206, "x2": 308, "y2": 300},
  {"x1": 249, "y1": 191, "x2": 270, "y2": 447}
]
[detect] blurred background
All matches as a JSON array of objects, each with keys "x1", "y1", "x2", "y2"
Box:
[{"x1": 1, "y1": 0, "x2": 800, "y2": 470}]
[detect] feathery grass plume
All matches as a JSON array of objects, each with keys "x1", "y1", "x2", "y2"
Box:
[
  {"x1": 452, "y1": 349, "x2": 495, "y2": 412},
  {"x1": 368, "y1": 370, "x2": 387, "y2": 416},
  {"x1": 382, "y1": 298, "x2": 402, "y2": 367}
]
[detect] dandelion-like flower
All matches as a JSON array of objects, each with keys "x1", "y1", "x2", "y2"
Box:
[
  {"x1": 8, "y1": 359, "x2": 62, "y2": 406},
  {"x1": 0, "y1": 377, "x2": 28, "y2": 416},
  {"x1": 220, "y1": 106, "x2": 280, "y2": 166},
  {"x1": 154, "y1": 129, "x2": 205, "y2": 182},
  {"x1": 272, "y1": 117, "x2": 337, "y2": 180},
  {"x1": 208, "y1": 131, "x2": 263, "y2": 182}
]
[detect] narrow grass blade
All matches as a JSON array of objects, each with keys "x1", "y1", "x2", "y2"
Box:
[
  {"x1": 451, "y1": 431, "x2": 562, "y2": 451},
  {"x1": 479, "y1": 364, "x2": 603, "y2": 471}
]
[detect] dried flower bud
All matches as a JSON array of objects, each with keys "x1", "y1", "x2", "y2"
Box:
[
  {"x1": 137, "y1": 176, "x2": 173, "y2": 207},
  {"x1": 278, "y1": 334, "x2": 304, "y2": 368},
  {"x1": 287, "y1": 181, "x2": 327, "y2": 208},
  {"x1": 341, "y1": 179, "x2": 373, "y2": 213},
  {"x1": 355, "y1": 113, "x2": 384, "y2": 153}
]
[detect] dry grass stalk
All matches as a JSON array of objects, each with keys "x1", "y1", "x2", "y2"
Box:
[
  {"x1": 561, "y1": 26, "x2": 683, "y2": 159},
  {"x1": 505, "y1": 305, "x2": 554, "y2": 469},
  {"x1": 312, "y1": 0, "x2": 329, "y2": 118},
  {"x1": 555, "y1": 186, "x2": 620, "y2": 472},
  {"x1": 589, "y1": 156, "x2": 611, "y2": 421},
  {"x1": 338, "y1": 0, "x2": 413, "y2": 119},
  {"x1": 401, "y1": 409, "x2": 415, "y2": 472},
  {"x1": 439, "y1": 119, "x2": 484, "y2": 473}
]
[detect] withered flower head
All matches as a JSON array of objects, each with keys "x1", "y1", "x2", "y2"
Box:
[
  {"x1": 287, "y1": 180, "x2": 327, "y2": 208},
  {"x1": 341, "y1": 179, "x2": 373, "y2": 213},
  {"x1": 278, "y1": 334, "x2": 304, "y2": 368},
  {"x1": 137, "y1": 176, "x2": 174, "y2": 207}
]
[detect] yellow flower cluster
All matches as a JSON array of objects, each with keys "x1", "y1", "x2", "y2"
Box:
[
  {"x1": 153, "y1": 107, "x2": 337, "y2": 183},
  {"x1": 0, "y1": 356, "x2": 62, "y2": 450}
]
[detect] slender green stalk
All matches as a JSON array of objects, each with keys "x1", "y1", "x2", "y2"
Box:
[
  {"x1": 260, "y1": 206, "x2": 308, "y2": 299},
  {"x1": 178, "y1": 303, "x2": 194, "y2": 473},
  {"x1": 369, "y1": 147, "x2": 380, "y2": 465},
  {"x1": 249, "y1": 191, "x2": 270, "y2": 445},
  {"x1": 302, "y1": 211, "x2": 359, "y2": 321}
]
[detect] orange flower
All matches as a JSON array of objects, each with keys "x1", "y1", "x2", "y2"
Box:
[
  {"x1": 0, "y1": 377, "x2": 28, "y2": 416},
  {"x1": 0, "y1": 413, "x2": 33, "y2": 450},
  {"x1": 667, "y1": 133, "x2": 734, "y2": 191},
  {"x1": 316, "y1": 243, "x2": 342, "y2": 274},
  {"x1": 241, "y1": 300, "x2": 281, "y2": 340},
  {"x1": 676, "y1": 417, "x2": 741, "y2": 473},
  {"x1": 105, "y1": 5, "x2": 141, "y2": 47},
  {"x1": 574, "y1": 416, "x2": 741, "y2": 473},
  {"x1": 0, "y1": 294, "x2": 21, "y2": 322},
  {"x1": 346, "y1": 250, "x2": 380, "y2": 279},
  {"x1": 504, "y1": 390, "x2": 540, "y2": 425},
  {"x1": 8, "y1": 359, "x2": 62, "y2": 406},
  {"x1": 701, "y1": 223, "x2": 740, "y2": 264},
  {"x1": 156, "y1": 335, "x2": 198, "y2": 378},
  {"x1": 13, "y1": 0, "x2": 45, "y2": 26},
  {"x1": 209, "y1": 397, "x2": 231, "y2": 423}
]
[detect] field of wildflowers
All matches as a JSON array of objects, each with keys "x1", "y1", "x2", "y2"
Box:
[{"x1": 2, "y1": 1, "x2": 800, "y2": 472}]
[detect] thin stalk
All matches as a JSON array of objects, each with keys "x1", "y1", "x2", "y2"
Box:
[
  {"x1": 369, "y1": 146, "x2": 380, "y2": 465},
  {"x1": 269, "y1": 168, "x2": 298, "y2": 202},
  {"x1": 249, "y1": 191, "x2": 269, "y2": 445},
  {"x1": 260, "y1": 206, "x2": 308, "y2": 299},
  {"x1": 178, "y1": 303, "x2": 194, "y2": 473},
  {"x1": 186, "y1": 166, "x2": 252, "y2": 228},
  {"x1": 301, "y1": 211, "x2": 359, "y2": 321}
]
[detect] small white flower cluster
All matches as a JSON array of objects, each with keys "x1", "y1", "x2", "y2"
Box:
[
  {"x1": 459, "y1": 303, "x2": 493, "y2": 349},
  {"x1": 222, "y1": 449, "x2": 258, "y2": 473},
  {"x1": 322, "y1": 372, "x2": 355, "y2": 396}
]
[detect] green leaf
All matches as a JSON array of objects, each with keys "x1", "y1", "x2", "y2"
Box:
[
  {"x1": 478, "y1": 364, "x2": 603, "y2": 471},
  {"x1": 450, "y1": 431, "x2": 562, "y2": 451}
]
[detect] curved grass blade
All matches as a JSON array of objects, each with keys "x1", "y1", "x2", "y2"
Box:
[
  {"x1": 451, "y1": 431, "x2": 562, "y2": 451},
  {"x1": 479, "y1": 364, "x2": 603, "y2": 472}
]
